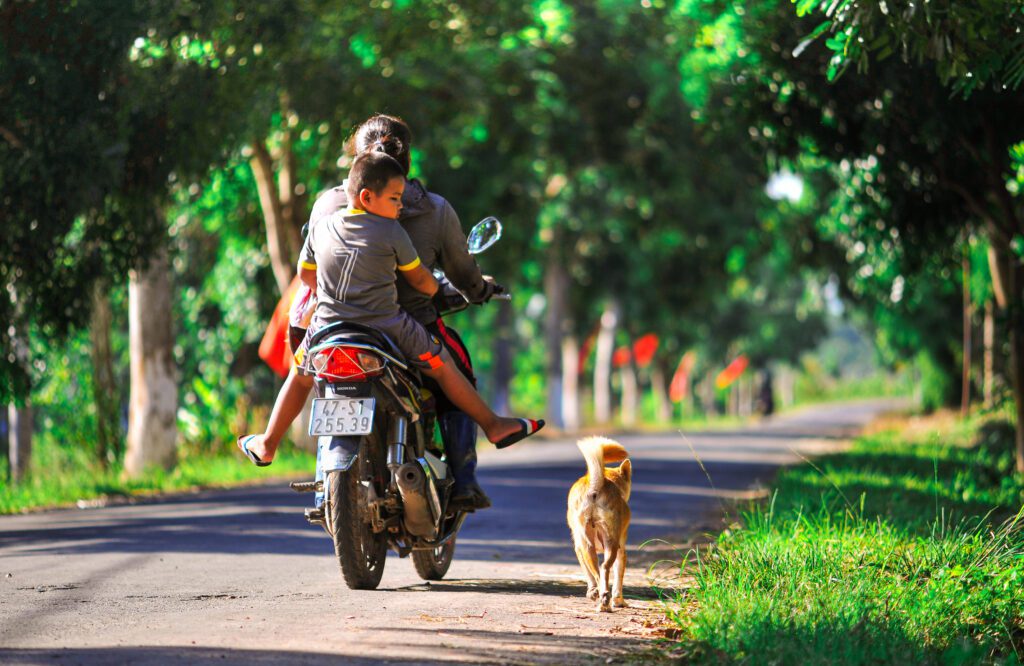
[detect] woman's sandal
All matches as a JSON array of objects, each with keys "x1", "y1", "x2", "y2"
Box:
[
  {"x1": 493, "y1": 418, "x2": 545, "y2": 449},
  {"x1": 237, "y1": 435, "x2": 272, "y2": 467}
]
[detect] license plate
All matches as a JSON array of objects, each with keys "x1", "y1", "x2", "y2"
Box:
[{"x1": 309, "y1": 398, "x2": 375, "y2": 436}]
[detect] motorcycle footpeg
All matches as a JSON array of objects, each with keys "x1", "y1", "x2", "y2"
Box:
[
  {"x1": 289, "y1": 480, "x2": 322, "y2": 493},
  {"x1": 304, "y1": 507, "x2": 325, "y2": 525}
]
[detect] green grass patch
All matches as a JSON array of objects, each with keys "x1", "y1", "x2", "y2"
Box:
[
  {"x1": 0, "y1": 435, "x2": 315, "y2": 514},
  {"x1": 665, "y1": 417, "x2": 1024, "y2": 664}
]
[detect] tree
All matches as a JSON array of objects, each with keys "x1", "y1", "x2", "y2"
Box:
[
  {"x1": 2, "y1": 1, "x2": 257, "y2": 476},
  {"x1": 680, "y1": 0, "x2": 1024, "y2": 468}
]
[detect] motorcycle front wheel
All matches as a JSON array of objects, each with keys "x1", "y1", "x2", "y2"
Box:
[
  {"x1": 412, "y1": 537, "x2": 455, "y2": 580},
  {"x1": 326, "y1": 439, "x2": 387, "y2": 590}
]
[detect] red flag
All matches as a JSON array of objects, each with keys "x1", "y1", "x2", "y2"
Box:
[
  {"x1": 259, "y1": 275, "x2": 302, "y2": 378},
  {"x1": 612, "y1": 346, "x2": 632, "y2": 368},
  {"x1": 715, "y1": 354, "x2": 749, "y2": 390},
  {"x1": 669, "y1": 351, "x2": 697, "y2": 402},
  {"x1": 632, "y1": 334, "x2": 659, "y2": 368},
  {"x1": 577, "y1": 321, "x2": 601, "y2": 375}
]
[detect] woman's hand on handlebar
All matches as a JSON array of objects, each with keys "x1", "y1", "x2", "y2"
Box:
[{"x1": 475, "y1": 275, "x2": 505, "y2": 303}]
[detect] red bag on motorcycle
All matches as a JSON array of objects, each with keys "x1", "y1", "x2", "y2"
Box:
[{"x1": 258, "y1": 275, "x2": 303, "y2": 378}]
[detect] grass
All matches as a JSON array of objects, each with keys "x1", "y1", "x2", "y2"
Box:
[
  {"x1": 0, "y1": 435, "x2": 315, "y2": 514},
  {"x1": 664, "y1": 413, "x2": 1024, "y2": 665}
]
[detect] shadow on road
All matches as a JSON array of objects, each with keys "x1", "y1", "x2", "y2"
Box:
[
  {"x1": 0, "y1": 627, "x2": 656, "y2": 666},
  {"x1": 0, "y1": 455, "x2": 766, "y2": 567},
  {"x1": 389, "y1": 576, "x2": 663, "y2": 600}
]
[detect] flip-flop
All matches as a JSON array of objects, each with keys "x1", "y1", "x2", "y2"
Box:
[
  {"x1": 237, "y1": 435, "x2": 272, "y2": 467},
  {"x1": 493, "y1": 418, "x2": 545, "y2": 450}
]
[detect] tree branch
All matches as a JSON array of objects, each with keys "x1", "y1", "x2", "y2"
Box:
[{"x1": 0, "y1": 125, "x2": 26, "y2": 150}]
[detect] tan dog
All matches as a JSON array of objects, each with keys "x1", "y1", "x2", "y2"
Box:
[{"x1": 567, "y1": 436, "x2": 632, "y2": 612}]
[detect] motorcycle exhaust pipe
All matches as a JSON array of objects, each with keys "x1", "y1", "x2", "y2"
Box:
[{"x1": 395, "y1": 462, "x2": 436, "y2": 537}]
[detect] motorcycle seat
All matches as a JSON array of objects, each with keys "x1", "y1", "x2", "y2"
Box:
[{"x1": 307, "y1": 321, "x2": 407, "y2": 365}]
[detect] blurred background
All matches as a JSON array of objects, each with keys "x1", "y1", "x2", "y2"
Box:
[{"x1": 1, "y1": 0, "x2": 1022, "y2": 500}]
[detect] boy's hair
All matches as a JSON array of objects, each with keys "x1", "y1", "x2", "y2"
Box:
[{"x1": 346, "y1": 151, "x2": 406, "y2": 206}]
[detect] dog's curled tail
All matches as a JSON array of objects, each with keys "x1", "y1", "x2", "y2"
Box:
[{"x1": 577, "y1": 436, "x2": 629, "y2": 498}]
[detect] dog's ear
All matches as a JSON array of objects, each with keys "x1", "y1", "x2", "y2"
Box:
[{"x1": 618, "y1": 459, "x2": 632, "y2": 500}]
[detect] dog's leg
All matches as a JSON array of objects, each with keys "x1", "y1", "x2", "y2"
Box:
[
  {"x1": 612, "y1": 546, "x2": 628, "y2": 608},
  {"x1": 598, "y1": 540, "x2": 618, "y2": 613},
  {"x1": 574, "y1": 542, "x2": 599, "y2": 600}
]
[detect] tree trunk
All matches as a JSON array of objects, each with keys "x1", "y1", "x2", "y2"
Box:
[
  {"x1": 250, "y1": 138, "x2": 298, "y2": 296},
  {"x1": 700, "y1": 373, "x2": 717, "y2": 416},
  {"x1": 594, "y1": 301, "x2": 620, "y2": 425},
  {"x1": 90, "y1": 281, "x2": 119, "y2": 468},
  {"x1": 651, "y1": 363, "x2": 672, "y2": 423},
  {"x1": 8, "y1": 402, "x2": 32, "y2": 483},
  {"x1": 543, "y1": 255, "x2": 569, "y2": 429},
  {"x1": 988, "y1": 235, "x2": 1024, "y2": 472},
  {"x1": 1011, "y1": 307, "x2": 1024, "y2": 474},
  {"x1": 0, "y1": 409, "x2": 7, "y2": 477},
  {"x1": 125, "y1": 245, "x2": 178, "y2": 477},
  {"x1": 619, "y1": 359, "x2": 638, "y2": 428},
  {"x1": 7, "y1": 316, "x2": 32, "y2": 483},
  {"x1": 961, "y1": 243, "x2": 973, "y2": 417},
  {"x1": 561, "y1": 333, "x2": 580, "y2": 432},
  {"x1": 983, "y1": 299, "x2": 995, "y2": 409},
  {"x1": 491, "y1": 300, "x2": 513, "y2": 415},
  {"x1": 1009, "y1": 262, "x2": 1024, "y2": 474}
]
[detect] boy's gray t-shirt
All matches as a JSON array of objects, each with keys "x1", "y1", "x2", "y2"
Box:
[
  {"x1": 305, "y1": 179, "x2": 488, "y2": 325},
  {"x1": 299, "y1": 209, "x2": 421, "y2": 327}
]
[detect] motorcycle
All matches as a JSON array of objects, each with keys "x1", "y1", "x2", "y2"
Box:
[{"x1": 289, "y1": 217, "x2": 506, "y2": 590}]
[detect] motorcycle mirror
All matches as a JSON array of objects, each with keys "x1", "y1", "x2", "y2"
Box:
[{"x1": 467, "y1": 217, "x2": 502, "y2": 255}]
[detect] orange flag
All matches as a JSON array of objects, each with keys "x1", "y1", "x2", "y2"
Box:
[
  {"x1": 258, "y1": 275, "x2": 302, "y2": 378},
  {"x1": 715, "y1": 354, "x2": 749, "y2": 390},
  {"x1": 669, "y1": 351, "x2": 697, "y2": 402}
]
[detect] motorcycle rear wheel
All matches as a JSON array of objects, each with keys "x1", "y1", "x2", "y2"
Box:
[
  {"x1": 412, "y1": 537, "x2": 455, "y2": 580},
  {"x1": 326, "y1": 453, "x2": 387, "y2": 590}
]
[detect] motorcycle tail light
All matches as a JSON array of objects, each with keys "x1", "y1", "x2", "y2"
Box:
[{"x1": 310, "y1": 346, "x2": 385, "y2": 382}]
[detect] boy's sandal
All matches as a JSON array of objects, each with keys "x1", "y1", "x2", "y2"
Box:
[
  {"x1": 237, "y1": 435, "x2": 272, "y2": 467},
  {"x1": 494, "y1": 418, "x2": 545, "y2": 450}
]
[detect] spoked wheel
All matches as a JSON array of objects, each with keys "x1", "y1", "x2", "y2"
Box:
[
  {"x1": 326, "y1": 440, "x2": 387, "y2": 590},
  {"x1": 412, "y1": 536, "x2": 456, "y2": 580}
]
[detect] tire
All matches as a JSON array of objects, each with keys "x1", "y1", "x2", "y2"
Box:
[
  {"x1": 412, "y1": 537, "x2": 456, "y2": 580},
  {"x1": 326, "y1": 442, "x2": 387, "y2": 590}
]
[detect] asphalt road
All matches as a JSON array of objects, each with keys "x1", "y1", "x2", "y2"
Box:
[{"x1": 0, "y1": 400, "x2": 900, "y2": 665}]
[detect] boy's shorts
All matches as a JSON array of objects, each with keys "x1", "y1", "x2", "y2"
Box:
[{"x1": 293, "y1": 312, "x2": 445, "y2": 375}]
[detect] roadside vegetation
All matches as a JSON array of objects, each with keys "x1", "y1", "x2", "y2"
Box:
[
  {"x1": 0, "y1": 433, "x2": 314, "y2": 514},
  {"x1": 667, "y1": 411, "x2": 1024, "y2": 664}
]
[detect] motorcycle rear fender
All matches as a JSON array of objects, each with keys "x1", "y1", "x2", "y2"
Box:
[{"x1": 319, "y1": 435, "x2": 360, "y2": 472}]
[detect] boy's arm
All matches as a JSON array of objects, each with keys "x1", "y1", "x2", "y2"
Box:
[
  {"x1": 400, "y1": 263, "x2": 438, "y2": 297},
  {"x1": 299, "y1": 265, "x2": 318, "y2": 293},
  {"x1": 392, "y1": 220, "x2": 437, "y2": 296},
  {"x1": 297, "y1": 223, "x2": 318, "y2": 294}
]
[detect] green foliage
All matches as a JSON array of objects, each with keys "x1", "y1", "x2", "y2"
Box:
[
  {"x1": 666, "y1": 416, "x2": 1024, "y2": 663},
  {"x1": 917, "y1": 350, "x2": 955, "y2": 413},
  {"x1": 170, "y1": 161, "x2": 280, "y2": 452},
  {"x1": 0, "y1": 0, "x2": 253, "y2": 401},
  {"x1": 7, "y1": 0, "x2": 964, "y2": 477},
  {"x1": 0, "y1": 434, "x2": 314, "y2": 514},
  {"x1": 797, "y1": 0, "x2": 1024, "y2": 95}
]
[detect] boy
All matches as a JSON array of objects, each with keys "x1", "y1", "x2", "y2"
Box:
[{"x1": 238, "y1": 152, "x2": 542, "y2": 465}]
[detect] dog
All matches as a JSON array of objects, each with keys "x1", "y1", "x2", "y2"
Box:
[{"x1": 567, "y1": 436, "x2": 632, "y2": 612}]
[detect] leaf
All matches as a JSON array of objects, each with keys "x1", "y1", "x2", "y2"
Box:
[
  {"x1": 794, "y1": 20, "x2": 834, "y2": 57},
  {"x1": 794, "y1": 0, "x2": 818, "y2": 17},
  {"x1": 825, "y1": 35, "x2": 847, "y2": 51}
]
